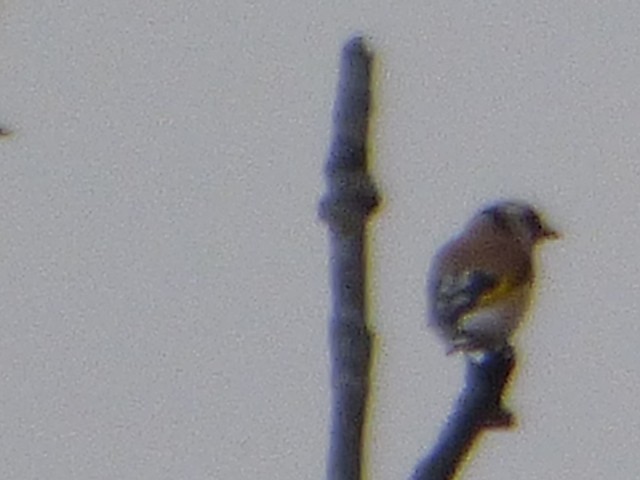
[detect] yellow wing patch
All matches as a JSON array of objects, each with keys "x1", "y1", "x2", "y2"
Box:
[{"x1": 473, "y1": 274, "x2": 521, "y2": 309}]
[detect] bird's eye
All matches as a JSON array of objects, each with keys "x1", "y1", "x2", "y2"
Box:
[{"x1": 522, "y1": 209, "x2": 543, "y2": 234}]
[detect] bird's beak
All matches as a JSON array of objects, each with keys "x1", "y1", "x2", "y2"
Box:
[{"x1": 541, "y1": 224, "x2": 560, "y2": 240}]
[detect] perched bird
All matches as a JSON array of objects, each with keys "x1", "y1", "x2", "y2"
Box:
[{"x1": 427, "y1": 200, "x2": 558, "y2": 354}]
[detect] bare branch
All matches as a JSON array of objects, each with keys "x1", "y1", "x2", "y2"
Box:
[
  {"x1": 319, "y1": 36, "x2": 380, "y2": 480},
  {"x1": 411, "y1": 348, "x2": 516, "y2": 480}
]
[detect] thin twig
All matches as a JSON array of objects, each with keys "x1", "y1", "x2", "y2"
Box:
[
  {"x1": 319, "y1": 36, "x2": 380, "y2": 480},
  {"x1": 412, "y1": 348, "x2": 516, "y2": 480}
]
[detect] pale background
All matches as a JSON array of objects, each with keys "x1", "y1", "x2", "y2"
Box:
[{"x1": 0, "y1": 1, "x2": 638, "y2": 479}]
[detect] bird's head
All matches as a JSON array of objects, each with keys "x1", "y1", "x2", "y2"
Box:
[{"x1": 479, "y1": 200, "x2": 559, "y2": 249}]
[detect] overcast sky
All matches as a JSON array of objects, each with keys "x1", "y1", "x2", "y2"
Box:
[{"x1": 1, "y1": 1, "x2": 640, "y2": 479}]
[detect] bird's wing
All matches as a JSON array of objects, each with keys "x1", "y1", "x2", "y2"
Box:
[{"x1": 431, "y1": 270, "x2": 500, "y2": 329}]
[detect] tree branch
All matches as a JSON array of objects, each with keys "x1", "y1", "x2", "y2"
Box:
[
  {"x1": 319, "y1": 36, "x2": 380, "y2": 480},
  {"x1": 412, "y1": 347, "x2": 516, "y2": 480}
]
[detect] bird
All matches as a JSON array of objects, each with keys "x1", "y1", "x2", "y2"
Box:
[{"x1": 427, "y1": 200, "x2": 558, "y2": 355}]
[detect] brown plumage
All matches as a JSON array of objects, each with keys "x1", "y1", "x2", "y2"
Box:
[{"x1": 428, "y1": 200, "x2": 558, "y2": 353}]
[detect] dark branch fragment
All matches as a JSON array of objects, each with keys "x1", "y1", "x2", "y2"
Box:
[
  {"x1": 320, "y1": 36, "x2": 380, "y2": 480},
  {"x1": 412, "y1": 347, "x2": 516, "y2": 480}
]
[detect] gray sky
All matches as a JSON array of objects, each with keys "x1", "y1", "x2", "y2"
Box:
[{"x1": 1, "y1": 1, "x2": 639, "y2": 479}]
